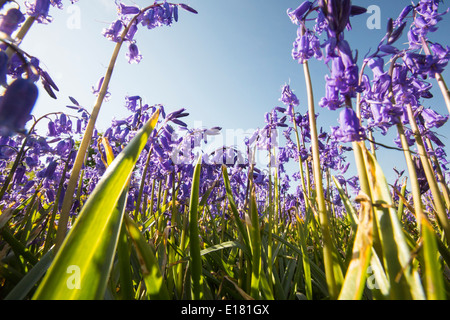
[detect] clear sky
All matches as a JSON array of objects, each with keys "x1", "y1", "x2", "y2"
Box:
[{"x1": 14, "y1": 0, "x2": 450, "y2": 183}]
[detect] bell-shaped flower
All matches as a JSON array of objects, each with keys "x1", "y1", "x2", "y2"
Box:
[
  {"x1": 332, "y1": 107, "x2": 365, "y2": 143},
  {"x1": 0, "y1": 78, "x2": 38, "y2": 135}
]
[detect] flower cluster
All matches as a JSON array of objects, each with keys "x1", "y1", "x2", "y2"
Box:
[{"x1": 102, "y1": 1, "x2": 198, "y2": 64}]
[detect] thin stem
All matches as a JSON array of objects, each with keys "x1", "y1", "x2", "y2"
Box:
[
  {"x1": 303, "y1": 56, "x2": 339, "y2": 299},
  {"x1": 406, "y1": 103, "x2": 450, "y2": 243},
  {"x1": 6, "y1": 16, "x2": 36, "y2": 59},
  {"x1": 54, "y1": 8, "x2": 148, "y2": 251},
  {"x1": 387, "y1": 56, "x2": 427, "y2": 227},
  {"x1": 424, "y1": 136, "x2": 450, "y2": 209}
]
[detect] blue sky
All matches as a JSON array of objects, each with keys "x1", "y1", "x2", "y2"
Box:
[{"x1": 15, "y1": 0, "x2": 450, "y2": 183}]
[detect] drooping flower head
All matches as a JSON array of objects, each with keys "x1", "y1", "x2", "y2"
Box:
[
  {"x1": 0, "y1": 78, "x2": 39, "y2": 135},
  {"x1": 332, "y1": 107, "x2": 365, "y2": 143}
]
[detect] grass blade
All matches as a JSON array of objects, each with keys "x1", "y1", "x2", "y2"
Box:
[
  {"x1": 338, "y1": 193, "x2": 373, "y2": 300},
  {"x1": 362, "y1": 147, "x2": 425, "y2": 300},
  {"x1": 421, "y1": 217, "x2": 446, "y2": 300},
  {"x1": 32, "y1": 110, "x2": 160, "y2": 300},
  {"x1": 124, "y1": 214, "x2": 170, "y2": 300},
  {"x1": 189, "y1": 156, "x2": 204, "y2": 300}
]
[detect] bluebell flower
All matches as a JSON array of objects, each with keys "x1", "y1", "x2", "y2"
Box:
[
  {"x1": 332, "y1": 107, "x2": 365, "y2": 143},
  {"x1": 0, "y1": 78, "x2": 38, "y2": 135},
  {"x1": 126, "y1": 42, "x2": 142, "y2": 64},
  {"x1": 0, "y1": 8, "x2": 25, "y2": 36},
  {"x1": 420, "y1": 107, "x2": 449, "y2": 128},
  {"x1": 102, "y1": 20, "x2": 124, "y2": 43},
  {"x1": 287, "y1": 1, "x2": 312, "y2": 25}
]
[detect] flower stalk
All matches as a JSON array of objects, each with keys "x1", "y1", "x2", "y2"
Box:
[{"x1": 302, "y1": 51, "x2": 340, "y2": 299}]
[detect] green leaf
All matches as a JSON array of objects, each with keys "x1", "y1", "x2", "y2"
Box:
[
  {"x1": 421, "y1": 217, "x2": 446, "y2": 300},
  {"x1": 332, "y1": 176, "x2": 358, "y2": 231},
  {"x1": 222, "y1": 165, "x2": 250, "y2": 249},
  {"x1": 248, "y1": 187, "x2": 262, "y2": 299},
  {"x1": 5, "y1": 249, "x2": 54, "y2": 300},
  {"x1": 32, "y1": 110, "x2": 160, "y2": 300},
  {"x1": 338, "y1": 193, "x2": 373, "y2": 300},
  {"x1": 189, "y1": 156, "x2": 204, "y2": 300},
  {"x1": 124, "y1": 214, "x2": 170, "y2": 300},
  {"x1": 362, "y1": 148, "x2": 425, "y2": 300}
]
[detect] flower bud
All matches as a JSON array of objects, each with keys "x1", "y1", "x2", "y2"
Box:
[{"x1": 0, "y1": 78, "x2": 38, "y2": 135}]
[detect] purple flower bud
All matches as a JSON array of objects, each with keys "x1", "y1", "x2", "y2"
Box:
[
  {"x1": 167, "y1": 108, "x2": 187, "y2": 121},
  {"x1": 0, "y1": 78, "x2": 38, "y2": 135},
  {"x1": 379, "y1": 44, "x2": 399, "y2": 54},
  {"x1": 395, "y1": 5, "x2": 413, "y2": 26},
  {"x1": 0, "y1": 8, "x2": 25, "y2": 36},
  {"x1": 179, "y1": 4, "x2": 198, "y2": 14},
  {"x1": 350, "y1": 5, "x2": 367, "y2": 16},
  {"x1": 44, "y1": 160, "x2": 58, "y2": 179},
  {"x1": 76, "y1": 118, "x2": 82, "y2": 134},
  {"x1": 171, "y1": 119, "x2": 188, "y2": 127},
  {"x1": 48, "y1": 120, "x2": 57, "y2": 136},
  {"x1": 69, "y1": 96, "x2": 80, "y2": 106},
  {"x1": 173, "y1": 5, "x2": 179, "y2": 22},
  {"x1": 388, "y1": 21, "x2": 407, "y2": 45}
]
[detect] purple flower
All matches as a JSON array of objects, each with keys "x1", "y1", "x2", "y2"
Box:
[
  {"x1": 318, "y1": 0, "x2": 352, "y2": 36},
  {"x1": 126, "y1": 43, "x2": 142, "y2": 64},
  {"x1": 420, "y1": 107, "x2": 449, "y2": 128},
  {"x1": 332, "y1": 107, "x2": 365, "y2": 143},
  {"x1": 0, "y1": 8, "x2": 25, "y2": 36},
  {"x1": 287, "y1": 1, "x2": 313, "y2": 25},
  {"x1": 117, "y1": 3, "x2": 140, "y2": 17},
  {"x1": 395, "y1": 5, "x2": 413, "y2": 27},
  {"x1": 279, "y1": 84, "x2": 299, "y2": 107},
  {"x1": 92, "y1": 76, "x2": 111, "y2": 100},
  {"x1": 25, "y1": 0, "x2": 52, "y2": 23},
  {"x1": 0, "y1": 78, "x2": 38, "y2": 135},
  {"x1": 102, "y1": 20, "x2": 124, "y2": 43}
]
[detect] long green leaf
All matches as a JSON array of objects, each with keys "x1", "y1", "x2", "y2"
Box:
[
  {"x1": 33, "y1": 110, "x2": 160, "y2": 300},
  {"x1": 362, "y1": 148, "x2": 425, "y2": 300},
  {"x1": 189, "y1": 156, "x2": 203, "y2": 300},
  {"x1": 249, "y1": 188, "x2": 262, "y2": 299},
  {"x1": 5, "y1": 249, "x2": 54, "y2": 300},
  {"x1": 338, "y1": 193, "x2": 373, "y2": 300},
  {"x1": 332, "y1": 176, "x2": 358, "y2": 231},
  {"x1": 421, "y1": 217, "x2": 446, "y2": 300},
  {"x1": 222, "y1": 165, "x2": 250, "y2": 249},
  {"x1": 124, "y1": 214, "x2": 170, "y2": 300}
]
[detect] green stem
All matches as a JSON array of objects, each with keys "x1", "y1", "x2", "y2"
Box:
[
  {"x1": 406, "y1": 104, "x2": 450, "y2": 243},
  {"x1": 293, "y1": 119, "x2": 311, "y2": 208},
  {"x1": 302, "y1": 58, "x2": 339, "y2": 299},
  {"x1": 6, "y1": 16, "x2": 36, "y2": 59},
  {"x1": 424, "y1": 136, "x2": 450, "y2": 210},
  {"x1": 54, "y1": 9, "x2": 148, "y2": 251},
  {"x1": 134, "y1": 148, "x2": 153, "y2": 221},
  {"x1": 395, "y1": 122, "x2": 426, "y2": 228}
]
